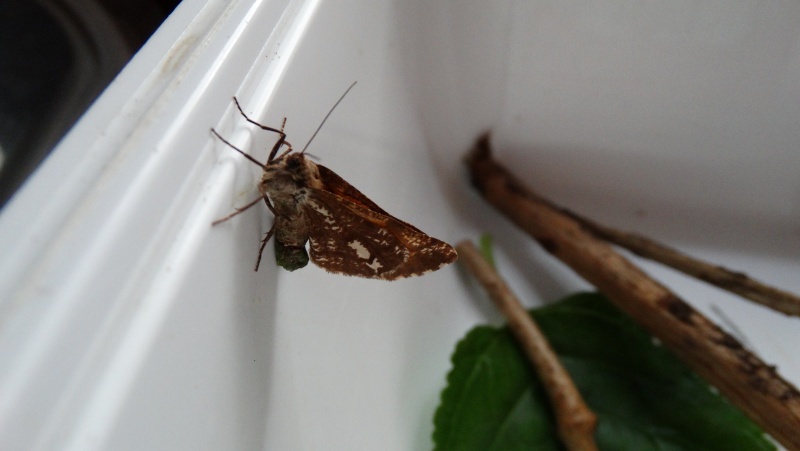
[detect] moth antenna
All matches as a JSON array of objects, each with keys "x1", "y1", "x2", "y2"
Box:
[{"x1": 300, "y1": 81, "x2": 357, "y2": 154}]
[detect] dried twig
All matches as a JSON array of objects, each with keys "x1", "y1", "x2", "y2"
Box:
[
  {"x1": 466, "y1": 133, "x2": 800, "y2": 450},
  {"x1": 457, "y1": 240, "x2": 598, "y2": 451},
  {"x1": 554, "y1": 205, "x2": 800, "y2": 317}
]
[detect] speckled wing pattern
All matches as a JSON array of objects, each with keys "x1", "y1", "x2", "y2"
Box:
[{"x1": 303, "y1": 164, "x2": 457, "y2": 280}]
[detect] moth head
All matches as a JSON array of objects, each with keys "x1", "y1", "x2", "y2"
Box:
[
  {"x1": 286, "y1": 153, "x2": 322, "y2": 182},
  {"x1": 262, "y1": 152, "x2": 320, "y2": 189},
  {"x1": 285, "y1": 153, "x2": 305, "y2": 172}
]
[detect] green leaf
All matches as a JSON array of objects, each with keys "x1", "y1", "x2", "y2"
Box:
[
  {"x1": 433, "y1": 292, "x2": 776, "y2": 451},
  {"x1": 478, "y1": 234, "x2": 496, "y2": 269}
]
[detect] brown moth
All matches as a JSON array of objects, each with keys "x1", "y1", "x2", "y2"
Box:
[{"x1": 211, "y1": 87, "x2": 457, "y2": 280}]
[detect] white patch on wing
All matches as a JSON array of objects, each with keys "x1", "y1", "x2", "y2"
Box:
[
  {"x1": 314, "y1": 204, "x2": 330, "y2": 217},
  {"x1": 366, "y1": 259, "x2": 383, "y2": 272},
  {"x1": 310, "y1": 202, "x2": 336, "y2": 224},
  {"x1": 348, "y1": 240, "x2": 370, "y2": 260}
]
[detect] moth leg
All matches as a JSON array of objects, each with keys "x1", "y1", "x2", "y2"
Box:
[
  {"x1": 267, "y1": 117, "x2": 294, "y2": 162},
  {"x1": 253, "y1": 196, "x2": 278, "y2": 271},
  {"x1": 254, "y1": 223, "x2": 276, "y2": 271},
  {"x1": 263, "y1": 195, "x2": 276, "y2": 215},
  {"x1": 212, "y1": 195, "x2": 265, "y2": 226},
  {"x1": 211, "y1": 128, "x2": 269, "y2": 170},
  {"x1": 232, "y1": 97, "x2": 286, "y2": 135},
  {"x1": 232, "y1": 97, "x2": 293, "y2": 162}
]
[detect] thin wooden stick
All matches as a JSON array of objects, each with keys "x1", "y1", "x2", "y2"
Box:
[
  {"x1": 466, "y1": 133, "x2": 800, "y2": 451},
  {"x1": 457, "y1": 240, "x2": 598, "y2": 451},
  {"x1": 552, "y1": 204, "x2": 800, "y2": 317}
]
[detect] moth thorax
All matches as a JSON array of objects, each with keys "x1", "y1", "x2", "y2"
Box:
[
  {"x1": 261, "y1": 164, "x2": 300, "y2": 198},
  {"x1": 286, "y1": 154, "x2": 323, "y2": 188}
]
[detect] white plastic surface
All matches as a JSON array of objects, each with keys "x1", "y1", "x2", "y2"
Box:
[{"x1": 0, "y1": 0, "x2": 799, "y2": 449}]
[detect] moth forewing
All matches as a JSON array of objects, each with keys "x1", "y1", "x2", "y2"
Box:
[{"x1": 301, "y1": 171, "x2": 457, "y2": 280}]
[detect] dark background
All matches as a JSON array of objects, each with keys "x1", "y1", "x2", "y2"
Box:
[{"x1": 0, "y1": 0, "x2": 182, "y2": 208}]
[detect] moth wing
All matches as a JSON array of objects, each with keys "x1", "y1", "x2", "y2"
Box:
[
  {"x1": 303, "y1": 188, "x2": 457, "y2": 280},
  {"x1": 315, "y1": 164, "x2": 424, "y2": 233}
]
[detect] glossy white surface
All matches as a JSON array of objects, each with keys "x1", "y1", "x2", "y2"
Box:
[{"x1": 0, "y1": 0, "x2": 798, "y2": 449}]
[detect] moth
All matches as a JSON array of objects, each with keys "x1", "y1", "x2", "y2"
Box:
[{"x1": 211, "y1": 85, "x2": 457, "y2": 280}]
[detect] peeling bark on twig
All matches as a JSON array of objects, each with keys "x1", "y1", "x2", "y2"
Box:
[{"x1": 554, "y1": 205, "x2": 800, "y2": 317}]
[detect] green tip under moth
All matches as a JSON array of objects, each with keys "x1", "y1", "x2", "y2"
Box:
[{"x1": 275, "y1": 239, "x2": 310, "y2": 271}]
